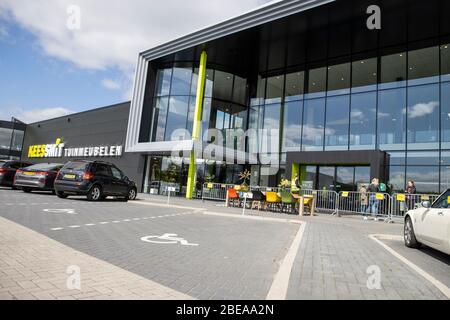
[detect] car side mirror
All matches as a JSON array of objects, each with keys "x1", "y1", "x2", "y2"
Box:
[
  {"x1": 421, "y1": 201, "x2": 431, "y2": 209},
  {"x1": 124, "y1": 176, "x2": 129, "y2": 181}
]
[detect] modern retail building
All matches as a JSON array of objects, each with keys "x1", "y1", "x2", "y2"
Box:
[{"x1": 13, "y1": 0, "x2": 450, "y2": 196}]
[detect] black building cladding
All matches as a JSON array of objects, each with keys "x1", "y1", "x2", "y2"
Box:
[
  {"x1": 131, "y1": 0, "x2": 450, "y2": 194},
  {"x1": 21, "y1": 102, "x2": 145, "y2": 191}
]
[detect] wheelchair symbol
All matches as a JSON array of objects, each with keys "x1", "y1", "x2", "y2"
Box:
[{"x1": 141, "y1": 233, "x2": 199, "y2": 246}]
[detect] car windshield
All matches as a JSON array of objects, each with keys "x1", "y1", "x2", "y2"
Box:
[
  {"x1": 432, "y1": 190, "x2": 450, "y2": 209},
  {"x1": 63, "y1": 162, "x2": 88, "y2": 171},
  {"x1": 25, "y1": 163, "x2": 63, "y2": 171},
  {"x1": 0, "y1": 161, "x2": 6, "y2": 168}
]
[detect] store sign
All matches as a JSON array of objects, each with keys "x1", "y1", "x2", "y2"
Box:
[{"x1": 28, "y1": 138, "x2": 123, "y2": 158}]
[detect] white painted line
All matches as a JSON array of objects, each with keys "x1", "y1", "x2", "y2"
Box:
[
  {"x1": 69, "y1": 225, "x2": 80, "y2": 229},
  {"x1": 131, "y1": 200, "x2": 205, "y2": 212},
  {"x1": 85, "y1": 224, "x2": 96, "y2": 226},
  {"x1": 51, "y1": 228, "x2": 64, "y2": 231},
  {"x1": 203, "y1": 211, "x2": 301, "y2": 225},
  {"x1": 369, "y1": 234, "x2": 450, "y2": 299},
  {"x1": 112, "y1": 221, "x2": 121, "y2": 223},
  {"x1": 123, "y1": 219, "x2": 131, "y2": 222},
  {"x1": 133, "y1": 218, "x2": 141, "y2": 221},
  {"x1": 266, "y1": 222, "x2": 306, "y2": 300},
  {"x1": 99, "y1": 222, "x2": 109, "y2": 225}
]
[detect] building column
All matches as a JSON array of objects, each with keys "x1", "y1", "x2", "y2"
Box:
[{"x1": 186, "y1": 50, "x2": 207, "y2": 199}]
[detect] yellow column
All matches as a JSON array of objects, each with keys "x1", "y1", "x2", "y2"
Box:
[{"x1": 186, "y1": 50, "x2": 207, "y2": 199}]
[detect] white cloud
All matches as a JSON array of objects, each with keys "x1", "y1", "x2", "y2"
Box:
[
  {"x1": 406, "y1": 101, "x2": 439, "y2": 119},
  {"x1": 0, "y1": 107, "x2": 74, "y2": 123},
  {"x1": 0, "y1": 0, "x2": 272, "y2": 73},
  {"x1": 101, "y1": 78, "x2": 121, "y2": 91}
]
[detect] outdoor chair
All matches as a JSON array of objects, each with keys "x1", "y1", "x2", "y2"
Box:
[
  {"x1": 281, "y1": 191, "x2": 297, "y2": 214},
  {"x1": 227, "y1": 188, "x2": 240, "y2": 207},
  {"x1": 250, "y1": 190, "x2": 266, "y2": 210},
  {"x1": 265, "y1": 191, "x2": 282, "y2": 212}
]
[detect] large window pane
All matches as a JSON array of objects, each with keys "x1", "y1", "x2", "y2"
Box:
[
  {"x1": 191, "y1": 68, "x2": 214, "y2": 98},
  {"x1": 155, "y1": 69, "x2": 172, "y2": 96},
  {"x1": 406, "y1": 166, "x2": 440, "y2": 194},
  {"x1": 307, "y1": 67, "x2": 327, "y2": 98},
  {"x1": 251, "y1": 76, "x2": 266, "y2": 106},
  {"x1": 266, "y1": 75, "x2": 284, "y2": 104},
  {"x1": 407, "y1": 151, "x2": 440, "y2": 166},
  {"x1": 285, "y1": 72, "x2": 304, "y2": 101},
  {"x1": 248, "y1": 106, "x2": 263, "y2": 154},
  {"x1": 282, "y1": 101, "x2": 303, "y2": 152},
  {"x1": 170, "y1": 67, "x2": 192, "y2": 96},
  {"x1": 441, "y1": 166, "x2": 450, "y2": 192},
  {"x1": 380, "y1": 52, "x2": 406, "y2": 89},
  {"x1": 233, "y1": 76, "x2": 247, "y2": 105},
  {"x1": 355, "y1": 167, "x2": 371, "y2": 188},
  {"x1": 325, "y1": 95, "x2": 350, "y2": 150},
  {"x1": 261, "y1": 103, "x2": 281, "y2": 154},
  {"x1": 388, "y1": 166, "x2": 405, "y2": 193},
  {"x1": 302, "y1": 98, "x2": 325, "y2": 151},
  {"x1": 442, "y1": 44, "x2": 450, "y2": 81},
  {"x1": 350, "y1": 92, "x2": 376, "y2": 150},
  {"x1": 164, "y1": 96, "x2": 189, "y2": 141},
  {"x1": 442, "y1": 83, "x2": 450, "y2": 149},
  {"x1": 351, "y1": 58, "x2": 377, "y2": 92},
  {"x1": 11, "y1": 130, "x2": 24, "y2": 151},
  {"x1": 407, "y1": 84, "x2": 439, "y2": 150},
  {"x1": 378, "y1": 88, "x2": 407, "y2": 150},
  {"x1": 327, "y1": 62, "x2": 350, "y2": 96},
  {"x1": 336, "y1": 167, "x2": 355, "y2": 192},
  {"x1": 151, "y1": 97, "x2": 169, "y2": 142},
  {"x1": 0, "y1": 128, "x2": 13, "y2": 150},
  {"x1": 408, "y1": 47, "x2": 440, "y2": 86},
  {"x1": 318, "y1": 166, "x2": 335, "y2": 190},
  {"x1": 213, "y1": 71, "x2": 233, "y2": 100}
]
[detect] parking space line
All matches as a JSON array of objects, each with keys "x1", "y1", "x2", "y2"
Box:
[
  {"x1": 370, "y1": 234, "x2": 450, "y2": 299},
  {"x1": 49, "y1": 211, "x2": 195, "y2": 231},
  {"x1": 266, "y1": 222, "x2": 306, "y2": 300}
]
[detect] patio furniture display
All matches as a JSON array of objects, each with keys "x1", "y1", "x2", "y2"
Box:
[
  {"x1": 281, "y1": 190, "x2": 297, "y2": 214},
  {"x1": 250, "y1": 190, "x2": 266, "y2": 210},
  {"x1": 265, "y1": 191, "x2": 282, "y2": 212}
]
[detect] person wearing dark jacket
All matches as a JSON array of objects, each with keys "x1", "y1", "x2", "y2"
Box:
[{"x1": 366, "y1": 178, "x2": 380, "y2": 220}]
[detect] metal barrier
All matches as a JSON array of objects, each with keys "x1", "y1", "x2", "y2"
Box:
[
  {"x1": 338, "y1": 191, "x2": 392, "y2": 221},
  {"x1": 301, "y1": 189, "x2": 339, "y2": 215},
  {"x1": 391, "y1": 193, "x2": 440, "y2": 218},
  {"x1": 200, "y1": 183, "x2": 441, "y2": 223},
  {"x1": 201, "y1": 183, "x2": 234, "y2": 201}
]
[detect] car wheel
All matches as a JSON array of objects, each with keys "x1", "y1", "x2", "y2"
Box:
[
  {"x1": 128, "y1": 188, "x2": 137, "y2": 200},
  {"x1": 23, "y1": 187, "x2": 32, "y2": 193},
  {"x1": 87, "y1": 185, "x2": 102, "y2": 201},
  {"x1": 56, "y1": 191, "x2": 68, "y2": 199},
  {"x1": 404, "y1": 217, "x2": 421, "y2": 248}
]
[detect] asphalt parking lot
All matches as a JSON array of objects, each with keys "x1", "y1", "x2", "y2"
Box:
[
  {"x1": 0, "y1": 188, "x2": 299, "y2": 300},
  {"x1": 1, "y1": 187, "x2": 449, "y2": 300}
]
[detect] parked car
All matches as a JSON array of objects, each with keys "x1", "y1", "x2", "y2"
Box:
[
  {"x1": 54, "y1": 160, "x2": 137, "y2": 201},
  {"x1": 0, "y1": 160, "x2": 34, "y2": 188},
  {"x1": 404, "y1": 189, "x2": 450, "y2": 255},
  {"x1": 14, "y1": 163, "x2": 64, "y2": 194}
]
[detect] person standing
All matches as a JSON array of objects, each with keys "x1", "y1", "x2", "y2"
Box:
[
  {"x1": 366, "y1": 178, "x2": 380, "y2": 220},
  {"x1": 405, "y1": 180, "x2": 417, "y2": 211},
  {"x1": 360, "y1": 184, "x2": 368, "y2": 218}
]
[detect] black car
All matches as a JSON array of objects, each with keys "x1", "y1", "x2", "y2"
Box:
[
  {"x1": 54, "y1": 160, "x2": 137, "y2": 201},
  {"x1": 0, "y1": 160, "x2": 34, "y2": 188},
  {"x1": 14, "y1": 163, "x2": 64, "y2": 194}
]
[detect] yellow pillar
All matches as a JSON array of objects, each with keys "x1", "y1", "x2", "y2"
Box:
[{"x1": 186, "y1": 50, "x2": 207, "y2": 199}]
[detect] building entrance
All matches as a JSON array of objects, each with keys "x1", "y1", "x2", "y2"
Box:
[{"x1": 302, "y1": 165, "x2": 371, "y2": 192}]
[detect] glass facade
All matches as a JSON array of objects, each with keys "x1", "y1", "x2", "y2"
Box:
[
  {"x1": 0, "y1": 122, "x2": 25, "y2": 160},
  {"x1": 139, "y1": 0, "x2": 450, "y2": 193}
]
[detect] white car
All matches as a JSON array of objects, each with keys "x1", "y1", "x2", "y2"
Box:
[{"x1": 404, "y1": 189, "x2": 450, "y2": 255}]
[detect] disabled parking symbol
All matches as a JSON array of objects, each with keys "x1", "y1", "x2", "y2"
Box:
[{"x1": 141, "y1": 233, "x2": 199, "y2": 246}]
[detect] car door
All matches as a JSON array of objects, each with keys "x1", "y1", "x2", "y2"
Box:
[
  {"x1": 417, "y1": 190, "x2": 450, "y2": 247},
  {"x1": 93, "y1": 164, "x2": 113, "y2": 195},
  {"x1": 110, "y1": 166, "x2": 129, "y2": 196}
]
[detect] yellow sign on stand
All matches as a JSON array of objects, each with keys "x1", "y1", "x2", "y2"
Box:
[
  {"x1": 207, "y1": 183, "x2": 214, "y2": 189},
  {"x1": 342, "y1": 192, "x2": 349, "y2": 198},
  {"x1": 396, "y1": 194, "x2": 406, "y2": 202},
  {"x1": 447, "y1": 196, "x2": 450, "y2": 204},
  {"x1": 376, "y1": 193, "x2": 384, "y2": 200}
]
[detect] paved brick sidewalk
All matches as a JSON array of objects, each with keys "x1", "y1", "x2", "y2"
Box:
[{"x1": 0, "y1": 216, "x2": 192, "y2": 300}]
